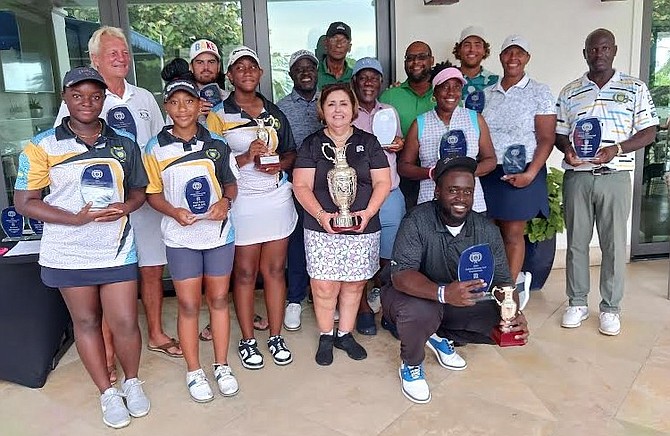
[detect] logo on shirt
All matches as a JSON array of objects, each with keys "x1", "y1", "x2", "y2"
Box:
[
  {"x1": 613, "y1": 92, "x2": 630, "y2": 104},
  {"x1": 264, "y1": 115, "x2": 280, "y2": 131},
  {"x1": 356, "y1": 145, "x2": 364, "y2": 153},
  {"x1": 206, "y1": 148, "x2": 221, "y2": 161},
  {"x1": 138, "y1": 109, "x2": 150, "y2": 120},
  {"x1": 111, "y1": 145, "x2": 127, "y2": 162}
]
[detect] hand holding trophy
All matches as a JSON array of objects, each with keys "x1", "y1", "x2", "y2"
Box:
[
  {"x1": 254, "y1": 118, "x2": 280, "y2": 170},
  {"x1": 490, "y1": 285, "x2": 527, "y2": 347}
]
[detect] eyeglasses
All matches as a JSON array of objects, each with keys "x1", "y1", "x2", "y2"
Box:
[{"x1": 404, "y1": 53, "x2": 431, "y2": 63}]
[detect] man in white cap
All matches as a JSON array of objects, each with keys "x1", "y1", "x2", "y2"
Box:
[
  {"x1": 452, "y1": 26, "x2": 499, "y2": 112},
  {"x1": 189, "y1": 39, "x2": 230, "y2": 119},
  {"x1": 276, "y1": 50, "x2": 322, "y2": 331}
]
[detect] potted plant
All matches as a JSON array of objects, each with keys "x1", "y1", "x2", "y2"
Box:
[
  {"x1": 522, "y1": 167, "x2": 565, "y2": 290},
  {"x1": 29, "y1": 97, "x2": 43, "y2": 118}
]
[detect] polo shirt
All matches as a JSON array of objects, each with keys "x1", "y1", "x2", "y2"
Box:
[
  {"x1": 379, "y1": 80, "x2": 435, "y2": 136},
  {"x1": 56, "y1": 80, "x2": 165, "y2": 149},
  {"x1": 317, "y1": 59, "x2": 353, "y2": 89},
  {"x1": 276, "y1": 88, "x2": 322, "y2": 148},
  {"x1": 352, "y1": 100, "x2": 402, "y2": 190},
  {"x1": 556, "y1": 70, "x2": 659, "y2": 171},
  {"x1": 15, "y1": 118, "x2": 148, "y2": 269},
  {"x1": 461, "y1": 67, "x2": 499, "y2": 103},
  {"x1": 483, "y1": 75, "x2": 556, "y2": 164},
  {"x1": 144, "y1": 124, "x2": 237, "y2": 250},
  {"x1": 390, "y1": 201, "x2": 511, "y2": 286}
]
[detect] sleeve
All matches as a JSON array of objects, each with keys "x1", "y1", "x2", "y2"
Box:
[
  {"x1": 555, "y1": 86, "x2": 572, "y2": 136},
  {"x1": 14, "y1": 142, "x2": 50, "y2": 191},
  {"x1": 125, "y1": 140, "x2": 148, "y2": 190},
  {"x1": 633, "y1": 82, "x2": 660, "y2": 133},
  {"x1": 143, "y1": 150, "x2": 164, "y2": 194},
  {"x1": 53, "y1": 102, "x2": 69, "y2": 127},
  {"x1": 294, "y1": 135, "x2": 318, "y2": 169},
  {"x1": 368, "y1": 134, "x2": 390, "y2": 169},
  {"x1": 389, "y1": 214, "x2": 424, "y2": 274},
  {"x1": 148, "y1": 96, "x2": 166, "y2": 136},
  {"x1": 275, "y1": 107, "x2": 297, "y2": 154},
  {"x1": 392, "y1": 107, "x2": 403, "y2": 137},
  {"x1": 218, "y1": 141, "x2": 238, "y2": 185},
  {"x1": 207, "y1": 111, "x2": 226, "y2": 136},
  {"x1": 535, "y1": 82, "x2": 556, "y2": 116}
]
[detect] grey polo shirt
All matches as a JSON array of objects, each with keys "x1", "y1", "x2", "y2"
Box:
[
  {"x1": 390, "y1": 201, "x2": 511, "y2": 286},
  {"x1": 276, "y1": 88, "x2": 323, "y2": 149}
]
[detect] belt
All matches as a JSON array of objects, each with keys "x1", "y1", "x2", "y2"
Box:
[{"x1": 566, "y1": 166, "x2": 617, "y2": 176}]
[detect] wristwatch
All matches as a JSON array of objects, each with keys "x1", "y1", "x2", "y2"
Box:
[{"x1": 614, "y1": 143, "x2": 623, "y2": 156}]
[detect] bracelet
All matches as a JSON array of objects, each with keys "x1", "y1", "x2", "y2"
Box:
[
  {"x1": 615, "y1": 143, "x2": 623, "y2": 156},
  {"x1": 428, "y1": 166, "x2": 435, "y2": 180},
  {"x1": 315, "y1": 209, "x2": 326, "y2": 226},
  {"x1": 437, "y1": 284, "x2": 446, "y2": 304}
]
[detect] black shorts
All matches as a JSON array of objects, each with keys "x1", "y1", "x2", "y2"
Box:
[{"x1": 41, "y1": 263, "x2": 138, "y2": 289}]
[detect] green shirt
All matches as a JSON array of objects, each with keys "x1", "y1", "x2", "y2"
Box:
[
  {"x1": 379, "y1": 80, "x2": 435, "y2": 137},
  {"x1": 317, "y1": 59, "x2": 353, "y2": 89}
]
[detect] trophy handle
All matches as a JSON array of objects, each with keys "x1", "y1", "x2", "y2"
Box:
[{"x1": 321, "y1": 143, "x2": 336, "y2": 163}]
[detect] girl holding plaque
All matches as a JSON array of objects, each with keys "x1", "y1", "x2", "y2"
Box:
[
  {"x1": 398, "y1": 64, "x2": 496, "y2": 211},
  {"x1": 13, "y1": 67, "x2": 150, "y2": 429},
  {"x1": 144, "y1": 76, "x2": 240, "y2": 403},
  {"x1": 293, "y1": 83, "x2": 391, "y2": 366},
  {"x1": 480, "y1": 35, "x2": 556, "y2": 283},
  {"x1": 207, "y1": 46, "x2": 297, "y2": 370}
]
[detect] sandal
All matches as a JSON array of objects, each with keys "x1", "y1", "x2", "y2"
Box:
[
  {"x1": 147, "y1": 337, "x2": 183, "y2": 358},
  {"x1": 108, "y1": 364, "x2": 117, "y2": 384},
  {"x1": 253, "y1": 314, "x2": 269, "y2": 331},
  {"x1": 199, "y1": 324, "x2": 213, "y2": 342}
]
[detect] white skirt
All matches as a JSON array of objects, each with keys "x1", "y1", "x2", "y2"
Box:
[{"x1": 230, "y1": 182, "x2": 298, "y2": 246}]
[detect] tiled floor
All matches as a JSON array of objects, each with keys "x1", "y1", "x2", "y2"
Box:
[{"x1": 2, "y1": 261, "x2": 670, "y2": 435}]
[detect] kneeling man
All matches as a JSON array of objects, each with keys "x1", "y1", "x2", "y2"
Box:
[{"x1": 381, "y1": 156, "x2": 529, "y2": 404}]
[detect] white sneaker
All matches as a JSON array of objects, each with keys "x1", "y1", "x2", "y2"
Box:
[
  {"x1": 599, "y1": 312, "x2": 621, "y2": 336},
  {"x1": 399, "y1": 362, "x2": 431, "y2": 404},
  {"x1": 283, "y1": 303, "x2": 302, "y2": 331},
  {"x1": 561, "y1": 306, "x2": 589, "y2": 328},
  {"x1": 100, "y1": 387, "x2": 130, "y2": 429},
  {"x1": 121, "y1": 378, "x2": 150, "y2": 418},
  {"x1": 213, "y1": 364, "x2": 239, "y2": 397},
  {"x1": 186, "y1": 368, "x2": 214, "y2": 403},
  {"x1": 425, "y1": 334, "x2": 467, "y2": 370},
  {"x1": 367, "y1": 287, "x2": 382, "y2": 314}
]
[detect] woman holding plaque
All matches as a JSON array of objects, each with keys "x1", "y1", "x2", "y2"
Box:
[
  {"x1": 293, "y1": 83, "x2": 391, "y2": 366},
  {"x1": 13, "y1": 67, "x2": 150, "y2": 429},
  {"x1": 398, "y1": 63, "x2": 496, "y2": 212},
  {"x1": 480, "y1": 35, "x2": 556, "y2": 283},
  {"x1": 207, "y1": 46, "x2": 297, "y2": 370},
  {"x1": 145, "y1": 76, "x2": 240, "y2": 402}
]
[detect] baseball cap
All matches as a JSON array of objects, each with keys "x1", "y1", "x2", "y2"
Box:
[
  {"x1": 326, "y1": 21, "x2": 351, "y2": 40},
  {"x1": 500, "y1": 34, "x2": 530, "y2": 53},
  {"x1": 432, "y1": 66, "x2": 467, "y2": 88},
  {"x1": 432, "y1": 156, "x2": 477, "y2": 182},
  {"x1": 459, "y1": 25, "x2": 487, "y2": 44},
  {"x1": 163, "y1": 79, "x2": 199, "y2": 102},
  {"x1": 226, "y1": 46, "x2": 261, "y2": 69},
  {"x1": 352, "y1": 57, "x2": 383, "y2": 77},
  {"x1": 288, "y1": 49, "x2": 319, "y2": 70},
  {"x1": 189, "y1": 39, "x2": 221, "y2": 62},
  {"x1": 62, "y1": 67, "x2": 107, "y2": 90}
]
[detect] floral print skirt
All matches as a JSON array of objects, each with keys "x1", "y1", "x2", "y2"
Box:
[{"x1": 304, "y1": 229, "x2": 380, "y2": 282}]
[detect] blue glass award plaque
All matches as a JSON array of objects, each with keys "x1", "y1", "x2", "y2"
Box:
[
  {"x1": 458, "y1": 243, "x2": 494, "y2": 295},
  {"x1": 106, "y1": 106, "x2": 137, "y2": 139},
  {"x1": 185, "y1": 176, "x2": 211, "y2": 218},
  {"x1": 464, "y1": 90, "x2": 485, "y2": 113},
  {"x1": 439, "y1": 129, "x2": 467, "y2": 160},
  {"x1": 28, "y1": 218, "x2": 44, "y2": 235},
  {"x1": 200, "y1": 83, "x2": 222, "y2": 107},
  {"x1": 502, "y1": 144, "x2": 527, "y2": 175},
  {"x1": 573, "y1": 117, "x2": 602, "y2": 161},
  {"x1": 372, "y1": 108, "x2": 398, "y2": 148},
  {"x1": 1, "y1": 207, "x2": 24, "y2": 240},
  {"x1": 81, "y1": 164, "x2": 115, "y2": 209}
]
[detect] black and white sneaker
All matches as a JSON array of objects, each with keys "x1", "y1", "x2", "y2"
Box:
[
  {"x1": 238, "y1": 338, "x2": 264, "y2": 370},
  {"x1": 267, "y1": 335, "x2": 293, "y2": 365}
]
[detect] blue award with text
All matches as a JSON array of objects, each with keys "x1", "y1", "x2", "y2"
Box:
[
  {"x1": 1, "y1": 207, "x2": 24, "y2": 240},
  {"x1": 439, "y1": 129, "x2": 467, "y2": 160},
  {"x1": 502, "y1": 144, "x2": 527, "y2": 175},
  {"x1": 107, "y1": 106, "x2": 138, "y2": 138},
  {"x1": 458, "y1": 244, "x2": 494, "y2": 295},
  {"x1": 464, "y1": 90, "x2": 485, "y2": 113},
  {"x1": 573, "y1": 117, "x2": 602, "y2": 161},
  {"x1": 28, "y1": 218, "x2": 44, "y2": 235},
  {"x1": 185, "y1": 176, "x2": 212, "y2": 218},
  {"x1": 81, "y1": 164, "x2": 114, "y2": 209},
  {"x1": 200, "y1": 84, "x2": 222, "y2": 107}
]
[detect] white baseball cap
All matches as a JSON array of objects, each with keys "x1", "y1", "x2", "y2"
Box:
[
  {"x1": 459, "y1": 25, "x2": 487, "y2": 43},
  {"x1": 500, "y1": 34, "x2": 530, "y2": 53},
  {"x1": 226, "y1": 46, "x2": 261, "y2": 69},
  {"x1": 189, "y1": 39, "x2": 220, "y2": 62}
]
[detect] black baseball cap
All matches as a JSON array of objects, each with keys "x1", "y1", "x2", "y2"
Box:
[
  {"x1": 326, "y1": 21, "x2": 351, "y2": 40},
  {"x1": 62, "y1": 67, "x2": 107, "y2": 90},
  {"x1": 163, "y1": 79, "x2": 199, "y2": 102},
  {"x1": 432, "y1": 156, "x2": 477, "y2": 182}
]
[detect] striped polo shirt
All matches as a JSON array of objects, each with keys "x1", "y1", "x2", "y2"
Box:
[
  {"x1": 144, "y1": 124, "x2": 238, "y2": 250},
  {"x1": 556, "y1": 71, "x2": 659, "y2": 171},
  {"x1": 15, "y1": 118, "x2": 148, "y2": 269}
]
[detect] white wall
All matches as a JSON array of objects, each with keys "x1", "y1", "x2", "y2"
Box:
[{"x1": 393, "y1": 0, "x2": 645, "y2": 255}]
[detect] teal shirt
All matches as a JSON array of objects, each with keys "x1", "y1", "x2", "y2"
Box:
[
  {"x1": 317, "y1": 60, "x2": 353, "y2": 90},
  {"x1": 461, "y1": 67, "x2": 499, "y2": 112},
  {"x1": 379, "y1": 80, "x2": 435, "y2": 137}
]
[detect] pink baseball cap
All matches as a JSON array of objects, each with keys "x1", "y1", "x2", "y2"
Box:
[{"x1": 432, "y1": 67, "x2": 467, "y2": 88}]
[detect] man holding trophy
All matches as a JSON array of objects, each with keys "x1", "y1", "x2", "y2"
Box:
[{"x1": 381, "y1": 156, "x2": 529, "y2": 404}]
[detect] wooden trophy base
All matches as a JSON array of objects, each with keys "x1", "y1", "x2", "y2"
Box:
[
  {"x1": 255, "y1": 154, "x2": 280, "y2": 170},
  {"x1": 490, "y1": 327, "x2": 525, "y2": 347}
]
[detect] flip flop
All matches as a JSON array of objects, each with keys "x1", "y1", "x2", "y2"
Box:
[
  {"x1": 253, "y1": 314, "x2": 269, "y2": 331},
  {"x1": 147, "y1": 338, "x2": 183, "y2": 358},
  {"x1": 199, "y1": 324, "x2": 212, "y2": 342}
]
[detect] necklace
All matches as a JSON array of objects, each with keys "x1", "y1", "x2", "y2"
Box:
[
  {"x1": 68, "y1": 120, "x2": 102, "y2": 140},
  {"x1": 326, "y1": 127, "x2": 352, "y2": 147}
]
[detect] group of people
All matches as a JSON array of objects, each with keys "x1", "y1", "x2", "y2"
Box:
[{"x1": 11, "y1": 18, "x2": 658, "y2": 428}]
